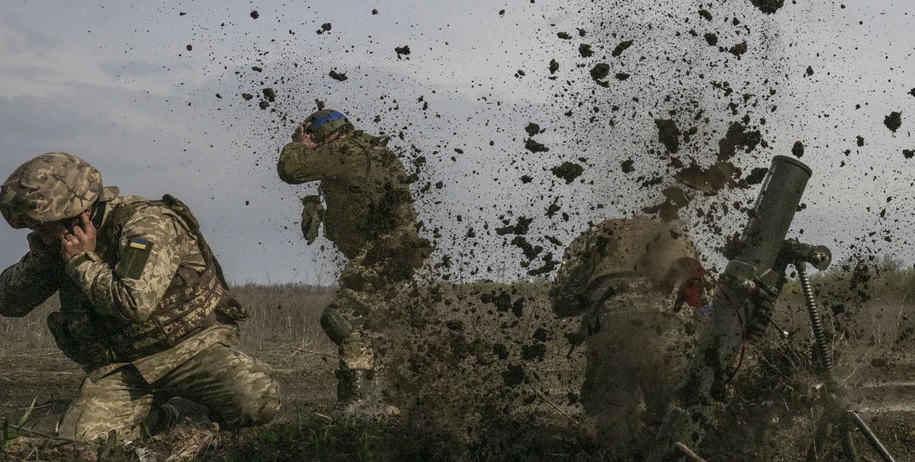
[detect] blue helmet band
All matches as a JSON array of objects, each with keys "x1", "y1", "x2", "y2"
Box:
[
  {"x1": 304, "y1": 109, "x2": 353, "y2": 142},
  {"x1": 311, "y1": 111, "x2": 346, "y2": 129}
]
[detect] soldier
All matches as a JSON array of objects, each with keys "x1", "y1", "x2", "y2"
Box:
[
  {"x1": 550, "y1": 216, "x2": 712, "y2": 460},
  {"x1": 0, "y1": 153, "x2": 280, "y2": 442},
  {"x1": 277, "y1": 109, "x2": 432, "y2": 416}
]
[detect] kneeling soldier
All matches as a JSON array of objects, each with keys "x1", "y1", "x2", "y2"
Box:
[{"x1": 0, "y1": 153, "x2": 280, "y2": 442}]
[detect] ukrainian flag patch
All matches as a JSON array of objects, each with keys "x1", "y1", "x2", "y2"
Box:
[{"x1": 116, "y1": 238, "x2": 155, "y2": 280}]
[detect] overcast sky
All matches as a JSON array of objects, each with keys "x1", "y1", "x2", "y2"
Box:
[{"x1": 1, "y1": 0, "x2": 913, "y2": 285}]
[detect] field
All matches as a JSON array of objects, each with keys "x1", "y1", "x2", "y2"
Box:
[
  {"x1": 0, "y1": 284, "x2": 338, "y2": 461},
  {"x1": 2, "y1": 266, "x2": 915, "y2": 461}
]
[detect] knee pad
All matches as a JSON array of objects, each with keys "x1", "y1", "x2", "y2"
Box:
[{"x1": 321, "y1": 306, "x2": 353, "y2": 346}]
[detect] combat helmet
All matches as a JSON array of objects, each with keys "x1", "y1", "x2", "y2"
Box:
[
  {"x1": 303, "y1": 109, "x2": 354, "y2": 142},
  {"x1": 0, "y1": 152, "x2": 103, "y2": 229}
]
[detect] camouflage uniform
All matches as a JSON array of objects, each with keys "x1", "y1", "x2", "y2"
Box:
[
  {"x1": 550, "y1": 217, "x2": 712, "y2": 459},
  {"x1": 278, "y1": 113, "x2": 432, "y2": 412},
  {"x1": 0, "y1": 153, "x2": 279, "y2": 442}
]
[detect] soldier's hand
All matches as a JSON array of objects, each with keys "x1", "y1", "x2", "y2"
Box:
[
  {"x1": 61, "y1": 211, "x2": 97, "y2": 261},
  {"x1": 300, "y1": 196, "x2": 324, "y2": 245},
  {"x1": 745, "y1": 279, "x2": 779, "y2": 339},
  {"x1": 292, "y1": 122, "x2": 319, "y2": 148},
  {"x1": 292, "y1": 122, "x2": 308, "y2": 142}
]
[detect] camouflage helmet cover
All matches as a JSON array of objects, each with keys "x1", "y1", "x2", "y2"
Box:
[
  {"x1": 303, "y1": 109, "x2": 354, "y2": 142},
  {"x1": 0, "y1": 152, "x2": 103, "y2": 229}
]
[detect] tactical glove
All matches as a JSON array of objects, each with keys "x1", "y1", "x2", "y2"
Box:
[{"x1": 300, "y1": 195, "x2": 325, "y2": 245}]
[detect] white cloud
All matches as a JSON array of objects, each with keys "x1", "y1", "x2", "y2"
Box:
[{"x1": 0, "y1": 0, "x2": 913, "y2": 285}]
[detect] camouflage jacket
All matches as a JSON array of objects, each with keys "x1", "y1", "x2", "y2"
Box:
[
  {"x1": 277, "y1": 130, "x2": 430, "y2": 261},
  {"x1": 0, "y1": 189, "x2": 243, "y2": 381}
]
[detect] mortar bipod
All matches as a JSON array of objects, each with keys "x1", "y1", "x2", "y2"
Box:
[{"x1": 786, "y1": 241, "x2": 896, "y2": 462}]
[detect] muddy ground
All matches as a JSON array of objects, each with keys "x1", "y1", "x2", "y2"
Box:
[
  {"x1": 0, "y1": 343, "x2": 336, "y2": 433},
  {"x1": 2, "y1": 280, "x2": 915, "y2": 461}
]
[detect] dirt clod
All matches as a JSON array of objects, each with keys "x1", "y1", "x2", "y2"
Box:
[
  {"x1": 655, "y1": 119, "x2": 681, "y2": 154},
  {"x1": 395, "y1": 45, "x2": 411, "y2": 59},
  {"x1": 525, "y1": 123, "x2": 541, "y2": 136},
  {"x1": 750, "y1": 0, "x2": 785, "y2": 14},
  {"x1": 590, "y1": 63, "x2": 610, "y2": 87},
  {"x1": 525, "y1": 138, "x2": 549, "y2": 153},
  {"x1": 729, "y1": 41, "x2": 747, "y2": 56},
  {"x1": 611, "y1": 40, "x2": 633, "y2": 57},
  {"x1": 792, "y1": 140, "x2": 805, "y2": 158},
  {"x1": 551, "y1": 162, "x2": 584, "y2": 184},
  {"x1": 884, "y1": 111, "x2": 902, "y2": 132}
]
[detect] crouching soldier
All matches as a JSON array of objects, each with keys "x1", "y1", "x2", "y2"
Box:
[
  {"x1": 0, "y1": 153, "x2": 280, "y2": 442},
  {"x1": 550, "y1": 216, "x2": 712, "y2": 460}
]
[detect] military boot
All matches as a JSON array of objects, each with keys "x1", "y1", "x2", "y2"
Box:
[
  {"x1": 144, "y1": 403, "x2": 180, "y2": 436},
  {"x1": 333, "y1": 368, "x2": 399, "y2": 420}
]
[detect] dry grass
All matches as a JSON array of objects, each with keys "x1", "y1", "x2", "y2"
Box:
[
  {"x1": 0, "y1": 284, "x2": 336, "y2": 361},
  {"x1": 231, "y1": 283, "x2": 335, "y2": 361},
  {"x1": 3, "y1": 270, "x2": 915, "y2": 461}
]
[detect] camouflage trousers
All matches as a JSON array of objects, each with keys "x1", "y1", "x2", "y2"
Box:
[
  {"x1": 327, "y1": 257, "x2": 410, "y2": 372},
  {"x1": 58, "y1": 343, "x2": 280, "y2": 442},
  {"x1": 326, "y1": 286, "x2": 387, "y2": 371}
]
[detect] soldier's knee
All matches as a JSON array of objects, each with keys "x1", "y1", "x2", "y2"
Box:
[
  {"x1": 58, "y1": 410, "x2": 143, "y2": 443},
  {"x1": 58, "y1": 375, "x2": 148, "y2": 442},
  {"x1": 238, "y1": 360, "x2": 281, "y2": 425},
  {"x1": 321, "y1": 306, "x2": 353, "y2": 345},
  {"x1": 57, "y1": 420, "x2": 99, "y2": 443},
  {"x1": 244, "y1": 377, "x2": 281, "y2": 425},
  {"x1": 216, "y1": 374, "x2": 281, "y2": 427}
]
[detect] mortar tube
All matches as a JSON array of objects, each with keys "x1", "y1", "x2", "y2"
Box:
[
  {"x1": 648, "y1": 156, "x2": 812, "y2": 461},
  {"x1": 737, "y1": 155, "x2": 811, "y2": 276}
]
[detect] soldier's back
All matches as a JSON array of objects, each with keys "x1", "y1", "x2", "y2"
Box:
[{"x1": 551, "y1": 216, "x2": 705, "y2": 459}]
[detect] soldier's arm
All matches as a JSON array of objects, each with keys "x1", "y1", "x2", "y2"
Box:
[
  {"x1": 65, "y1": 207, "x2": 192, "y2": 323},
  {"x1": 0, "y1": 233, "x2": 63, "y2": 316},
  {"x1": 277, "y1": 141, "x2": 366, "y2": 183}
]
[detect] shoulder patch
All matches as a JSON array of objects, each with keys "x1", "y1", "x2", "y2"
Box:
[
  {"x1": 129, "y1": 238, "x2": 150, "y2": 250},
  {"x1": 116, "y1": 238, "x2": 155, "y2": 279}
]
